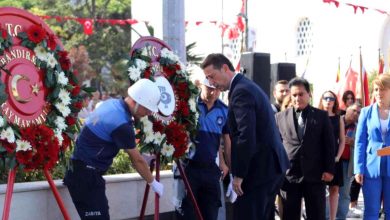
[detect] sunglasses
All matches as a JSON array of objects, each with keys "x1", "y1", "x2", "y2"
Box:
[{"x1": 323, "y1": 97, "x2": 336, "y2": 102}]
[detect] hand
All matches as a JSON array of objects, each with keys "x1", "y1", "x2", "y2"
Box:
[
  {"x1": 335, "y1": 156, "x2": 340, "y2": 162},
  {"x1": 321, "y1": 172, "x2": 334, "y2": 182},
  {"x1": 232, "y1": 176, "x2": 244, "y2": 196},
  {"x1": 226, "y1": 174, "x2": 237, "y2": 203},
  {"x1": 355, "y1": 174, "x2": 364, "y2": 185},
  {"x1": 149, "y1": 179, "x2": 164, "y2": 197},
  {"x1": 219, "y1": 163, "x2": 229, "y2": 180},
  {"x1": 345, "y1": 137, "x2": 354, "y2": 145}
]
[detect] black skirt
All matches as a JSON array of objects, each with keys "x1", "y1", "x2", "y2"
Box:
[{"x1": 327, "y1": 161, "x2": 344, "y2": 187}]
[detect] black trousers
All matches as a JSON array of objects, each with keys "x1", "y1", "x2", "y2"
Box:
[
  {"x1": 178, "y1": 161, "x2": 222, "y2": 220},
  {"x1": 63, "y1": 160, "x2": 109, "y2": 220},
  {"x1": 280, "y1": 180, "x2": 326, "y2": 220},
  {"x1": 233, "y1": 174, "x2": 284, "y2": 220},
  {"x1": 350, "y1": 178, "x2": 361, "y2": 202}
]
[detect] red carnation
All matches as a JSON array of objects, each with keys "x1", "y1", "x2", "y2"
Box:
[
  {"x1": 143, "y1": 67, "x2": 152, "y2": 79},
  {"x1": 71, "y1": 85, "x2": 81, "y2": 96},
  {"x1": 47, "y1": 34, "x2": 57, "y2": 51},
  {"x1": 162, "y1": 66, "x2": 175, "y2": 77},
  {"x1": 73, "y1": 101, "x2": 83, "y2": 109},
  {"x1": 177, "y1": 101, "x2": 190, "y2": 117},
  {"x1": 58, "y1": 51, "x2": 69, "y2": 58},
  {"x1": 66, "y1": 116, "x2": 77, "y2": 126},
  {"x1": 1, "y1": 29, "x2": 7, "y2": 39},
  {"x1": 1, "y1": 141, "x2": 16, "y2": 154},
  {"x1": 27, "y1": 24, "x2": 46, "y2": 44},
  {"x1": 61, "y1": 134, "x2": 71, "y2": 151},
  {"x1": 153, "y1": 121, "x2": 165, "y2": 133},
  {"x1": 16, "y1": 150, "x2": 33, "y2": 166},
  {"x1": 59, "y1": 56, "x2": 71, "y2": 71}
]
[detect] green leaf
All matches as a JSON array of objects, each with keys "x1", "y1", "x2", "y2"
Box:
[
  {"x1": 17, "y1": 32, "x2": 27, "y2": 39},
  {"x1": 81, "y1": 86, "x2": 96, "y2": 93},
  {"x1": 45, "y1": 70, "x2": 54, "y2": 88},
  {"x1": 0, "y1": 146, "x2": 6, "y2": 153}
]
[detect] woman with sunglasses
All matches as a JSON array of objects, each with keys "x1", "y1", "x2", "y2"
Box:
[
  {"x1": 354, "y1": 74, "x2": 390, "y2": 219},
  {"x1": 319, "y1": 90, "x2": 346, "y2": 220}
]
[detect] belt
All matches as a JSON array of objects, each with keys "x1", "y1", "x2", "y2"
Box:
[
  {"x1": 72, "y1": 160, "x2": 106, "y2": 175},
  {"x1": 188, "y1": 160, "x2": 216, "y2": 169}
]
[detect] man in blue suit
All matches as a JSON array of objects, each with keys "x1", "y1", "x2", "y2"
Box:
[{"x1": 201, "y1": 53, "x2": 289, "y2": 219}]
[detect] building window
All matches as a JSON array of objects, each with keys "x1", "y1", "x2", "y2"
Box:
[{"x1": 297, "y1": 18, "x2": 313, "y2": 56}]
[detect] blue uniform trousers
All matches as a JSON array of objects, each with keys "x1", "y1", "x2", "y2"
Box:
[{"x1": 179, "y1": 161, "x2": 222, "y2": 220}]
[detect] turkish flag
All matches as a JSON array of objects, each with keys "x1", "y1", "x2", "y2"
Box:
[
  {"x1": 337, "y1": 67, "x2": 358, "y2": 110},
  {"x1": 82, "y1": 19, "x2": 93, "y2": 35}
]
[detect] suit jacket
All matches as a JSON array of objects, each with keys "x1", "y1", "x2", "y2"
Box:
[
  {"x1": 275, "y1": 106, "x2": 335, "y2": 183},
  {"x1": 228, "y1": 74, "x2": 289, "y2": 190},
  {"x1": 354, "y1": 103, "x2": 390, "y2": 178}
]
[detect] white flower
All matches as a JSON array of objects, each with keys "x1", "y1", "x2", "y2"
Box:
[
  {"x1": 16, "y1": 139, "x2": 32, "y2": 152},
  {"x1": 144, "y1": 130, "x2": 154, "y2": 144},
  {"x1": 161, "y1": 143, "x2": 175, "y2": 157},
  {"x1": 161, "y1": 48, "x2": 179, "y2": 62},
  {"x1": 34, "y1": 45, "x2": 48, "y2": 61},
  {"x1": 194, "y1": 112, "x2": 199, "y2": 122},
  {"x1": 54, "y1": 129, "x2": 64, "y2": 145},
  {"x1": 57, "y1": 71, "x2": 69, "y2": 86},
  {"x1": 189, "y1": 98, "x2": 197, "y2": 112},
  {"x1": 1, "y1": 127, "x2": 15, "y2": 143},
  {"x1": 55, "y1": 116, "x2": 67, "y2": 131},
  {"x1": 46, "y1": 53, "x2": 58, "y2": 68},
  {"x1": 153, "y1": 132, "x2": 166, "y2": 145},
  {"x1": 0, "y1": 117, "x2": 5, "y2": 128},
  {"x1": 140, "y1": 116, "x2": 153, "y2": 133},
  {"x1": 135, "y1": 59, "x2": 148, "y2": 71},
  {"x1": 55, "y1": 102, "x2": 71, "y2": 117},
  {"x1": 128, "y1": 66, "x2": 141, "y2": 81},
  {"x1": 58, "y1": 88, "x2": 71, "y2": 105}
]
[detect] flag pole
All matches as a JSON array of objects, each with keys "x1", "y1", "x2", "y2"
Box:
[{"x1": 359, "y1": 46, "x2": 364, "y2": 106}]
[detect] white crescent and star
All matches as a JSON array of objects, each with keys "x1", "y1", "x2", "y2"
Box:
[{"x1": 11, "y1": 74, "x2": 40, "y2": 103}]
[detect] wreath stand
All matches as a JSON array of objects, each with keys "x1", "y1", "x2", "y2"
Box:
[
  {"x1": 139, "y1": 153, "x2": 203, "y2": 220},
  {"x1": 2, "y1": 167, "x2": 70, "y2": 220}
]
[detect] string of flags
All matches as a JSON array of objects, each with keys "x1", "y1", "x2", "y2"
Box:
[
  {"x1": 323, "y1": 0, "x2": 390, "y2": 15},
  {"x1": 38, "y1": 15, "x2": 244, "y2": 38}
]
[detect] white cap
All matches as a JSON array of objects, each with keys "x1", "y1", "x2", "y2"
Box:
[
  {"x1": 201, "y1": 78, "x2": 215, "y2": 89},
  {"x1": 128, "y1": 79, "x2": 161, "y2": 112}
]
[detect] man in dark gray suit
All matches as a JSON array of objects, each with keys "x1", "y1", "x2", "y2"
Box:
[
  {"x1": 201, "y1": 53, "x2": 289, "y2": 220},
  {"x1": 275, "y1": 77, "x2": 335, "y2": 220}
]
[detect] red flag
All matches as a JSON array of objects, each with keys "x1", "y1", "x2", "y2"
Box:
[
  {"x1": 337, "y1": 67, "x2": 358, "y2": 110},
  {"x1": 357, "y1": 52, "x2": 370, "y2": 106},
  {"x1": 81, "y1": 19, "x2": 93, "y2": 35},
  {"x1": 379, "y1": 52, "x2": 384, "y2": 74}
]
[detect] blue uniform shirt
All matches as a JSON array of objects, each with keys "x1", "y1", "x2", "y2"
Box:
[
  {"x1": 73, "y1": 98, "x2": 136, "y2": 170},
  {"x1": 192, "y1": 98, "x2": 229, "y2": 164}
]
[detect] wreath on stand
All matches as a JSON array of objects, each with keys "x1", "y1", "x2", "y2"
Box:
[
  {"x1": 0, "y1": 24, "x2": 89, "y2": 171},
  {"x1": 127, "y1": 46, "x2": 199, "y2": 165}
]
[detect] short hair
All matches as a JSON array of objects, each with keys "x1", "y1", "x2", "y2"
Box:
[
  {"x1": 342, "y1": 90, "x2": 355, "y2": 104},
  {"x1": 276, "y1": 80, "x2": 289, "y2": 86},
  {"x1": 373, "y1": 73, "x2": 390, "y2": 90},
  {"x1": 346, "y1": 102, "x2": 362, "y2": 110},
  {"x1": 318, "y1": 90, "x2": 340, "y2": 115},
  {"x1": 201, "y1": 53, "x2": 235, "y2": 71},
  {"x1": 288, "y1": 77, "x2": 310, "y2": 93}
]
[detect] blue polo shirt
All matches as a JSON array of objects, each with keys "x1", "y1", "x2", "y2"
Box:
[
  {"x1": 192, "y1": 98, "x2": 229, "y2": 164},
  {"x1": 73, "y1": 98, "x2": 136, "y2": 171}
]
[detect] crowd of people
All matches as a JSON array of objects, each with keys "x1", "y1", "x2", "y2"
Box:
[{"x1": 63, "y1": 53, "x2": 390, "y2": 220}]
